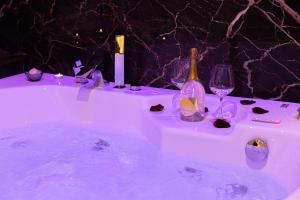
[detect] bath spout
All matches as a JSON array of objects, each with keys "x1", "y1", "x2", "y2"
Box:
[{"x1": 90, "y1": 69, "x2": 104, "y2": 88}]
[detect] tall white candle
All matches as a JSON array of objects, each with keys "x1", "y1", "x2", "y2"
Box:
[
  {"x1": 115, "y1": 53, "x2": 124, "y2": 86},
  {"x1": 115, "y1": 35, "x2": 125, "y2": 87}
]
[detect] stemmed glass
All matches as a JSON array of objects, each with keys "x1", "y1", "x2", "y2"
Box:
[
  {"x1": 170, "y1": 58, "x2": 189, "y2": 89},
  {"x1": 170, "y1": 58, "x2": 189, "y2": 111},
  {"x1": 209, "y1": 64, "x2": 235, "y2": 119}
]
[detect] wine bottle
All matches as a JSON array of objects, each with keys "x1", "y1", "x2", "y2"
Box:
[{"x1": 179, "y1": 48, "x2": 206, "y2": 122}]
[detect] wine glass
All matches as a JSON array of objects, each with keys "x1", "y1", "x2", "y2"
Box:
[
  {"x1": 209, "y1": 64, "x2": 235, "y2": 119},
  {"x1": 170, "y1": 58, "x2": 189, "y2": 111},
  {"x1": 170, "y1": 58, "x2": 189, "y2": 89}
]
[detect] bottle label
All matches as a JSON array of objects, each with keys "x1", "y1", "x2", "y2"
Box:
[{"x1": 180, "y1": 97, "x2": 199, "y2": 117}]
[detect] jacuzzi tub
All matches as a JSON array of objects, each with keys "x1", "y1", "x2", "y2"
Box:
[{"x1": 0, "y1": 73, "x2": 299, "y2": 200}]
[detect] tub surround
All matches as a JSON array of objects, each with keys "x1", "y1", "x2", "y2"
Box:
[
  {"x1": 1, "y1": 73, "x2": 299, "y2": 136},
  {"x1": 1, "y1": 73, "x2": 299, "y2": 135},
  {"x1": 0, "y1": 73, "x2": 300, "y2": 200},
  {"x1": 0, "y1": 1, "x2": 299, "y2": 102}
]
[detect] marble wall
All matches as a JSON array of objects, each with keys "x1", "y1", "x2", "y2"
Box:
[{"x1": 0, "y1": 0, "x2": 299, "y2": 102}]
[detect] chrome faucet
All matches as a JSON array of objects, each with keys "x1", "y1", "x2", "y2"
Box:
[
  {"x1": 90, "y1": 69, "x2": 104, "y2": 88},
  {"x1": 73, "y1": 60, "x2": 104, "y2": 88},
  {"x1": 74, "y1": 60, "x2": 89, "y2": 84}
]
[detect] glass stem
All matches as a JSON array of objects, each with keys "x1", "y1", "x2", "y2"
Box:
[{"x1": 220, "y1": 96, "x2": 223, "y2": 118}]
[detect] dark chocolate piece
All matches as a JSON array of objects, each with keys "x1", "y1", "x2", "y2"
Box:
[
  {"x1": 213, "y1": 119, "x2": 231, "y2": 128},
  {"x1": 252, "y1": 107, "x2": 269, "y2": 114},
  {"x1": 240, "y1": 100, "x2": 256, "y2": 105},
  {"x1": 205, "y1": 107, "x2": 209, "y2": 113},
  {"x1": 150, "y1": 104, "x2": 164, "y2": 112}
]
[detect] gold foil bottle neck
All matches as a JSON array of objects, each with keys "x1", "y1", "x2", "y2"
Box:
[
  {"x1": 115, "y1": 35, "x2": 125, "y2": 54},
  {"x1": 188, "y1": 48, "x2": 199, "y2": 81}
]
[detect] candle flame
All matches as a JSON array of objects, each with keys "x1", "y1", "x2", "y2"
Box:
[{"x1": 54, "y1": 73, "x2": 63, "y2": 78}]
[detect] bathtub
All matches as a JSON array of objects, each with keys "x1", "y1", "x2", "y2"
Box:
[{"x1": 0, "y1": 73, "x2": 299, "y2": 199}]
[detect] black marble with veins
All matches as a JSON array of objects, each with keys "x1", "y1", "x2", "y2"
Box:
[{"x1": 0, "y1": 0, "x2": 299, "y2": 102}]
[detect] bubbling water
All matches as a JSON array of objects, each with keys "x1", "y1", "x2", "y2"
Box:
[{"x1": 0, "y1": 123, "x2": 288, "y2": 200}]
